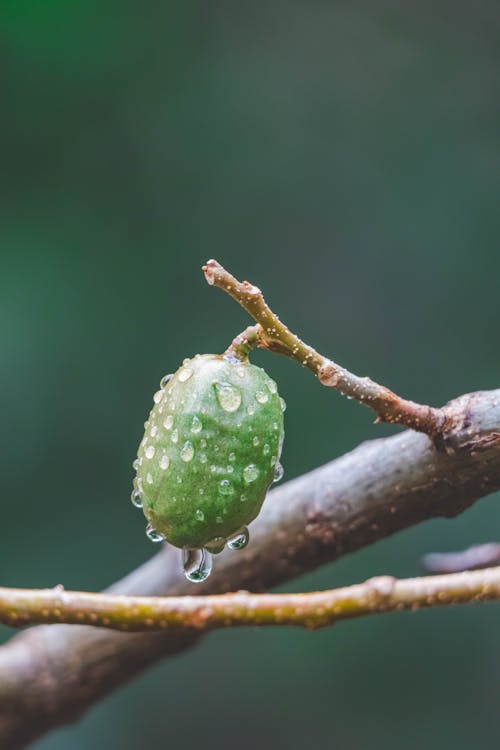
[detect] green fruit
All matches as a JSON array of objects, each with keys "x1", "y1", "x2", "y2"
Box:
[{"x1": 132, "y1": 354, "x2": 285, "y2": 555}]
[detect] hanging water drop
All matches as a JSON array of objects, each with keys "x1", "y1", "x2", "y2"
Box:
[
  {"x1": 205, "y1": 537, "x2": 226, "y2": 554},
  {"x1": 214, "y1": 382, "x2": 242, "y2": 412},
  {"x1": 273, "y1": 462, "x2": 284, "y2": 483},
  {"x1": 130, "y1": 489, "x2": 143, "y2": 508},
  {"x1": 227, "y1": 527, "x2": 249, "y2": 550},
  {"x1": 183, "y1": 548, "x2": 212, "y2": 582},
  {"x1": 146, "y1": 523, "x2": 164, "y2": 543}
]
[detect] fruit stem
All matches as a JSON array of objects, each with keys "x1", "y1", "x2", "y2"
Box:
[
  {"x1": 203, "y1": 259, "x2": 446, "y2": 440},
  {"x1": 223, "y1": 324, "x2": 262, "y2": 362}
]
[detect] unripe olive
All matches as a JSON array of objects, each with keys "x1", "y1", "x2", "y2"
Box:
[{"x1": 132, "y1": 354, "x2": 285, "y2": 578}]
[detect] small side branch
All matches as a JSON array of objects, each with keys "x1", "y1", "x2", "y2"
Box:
[
  {"x1": 422, "y1": 543, "x2": 500, "y2": 574},
  {"x1": 203, "y1": 259, "x2": 445, "y2": 437},
  {"x1": 1, "y1": 566, "x2": 500, "y2": 633}
]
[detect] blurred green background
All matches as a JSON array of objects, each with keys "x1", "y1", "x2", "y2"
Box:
[{"x1": 1, "y1": 1, "x2": 499, "y2": 748}]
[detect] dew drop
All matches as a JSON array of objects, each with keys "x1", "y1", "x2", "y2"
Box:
[
  {"x1": 235, "y1": 367, "x2": 245, "y2": 378},
  {"x1": 252, "y1": 435, "x2": 260, "y2": 446},
  {"x1": 243, "y1": 464, "x2": 259, "y2": 483},
  {"x1": 164, "y1": 414, "x2": 174, "y2": 430},
  {"x1": 130, "y1": 489, "x2": 143, "y2": 508},
  {"x1": 228, "y1": 452, "x2": 236, "y2": 462},
  {"x1": 183, "y1": 548, "x2": 212, "y2": 583},
  {"x1": 199, "y1": 453, "x2": 207, "y2": 464},
  {"x1": 171, "y1": 428, "x2": 179, "y2": 444},
  {"x1": 273, "y1": 462, "x2": 284, "y2": 483},
  {"x1": 215, "y1": 382, "x2": 242, "y2": 412},
  {"x1": 263, "y1": 443, "x2": 270, "y2": 456},
  {"x1": 150, "y1": 425, "x2": 158, "y2": 437},
  {"x1": 132, "y1": 458, "x2": 140, "y2": 471},
  {"x1": 240, "y1": 494, "x2": 247, "y2": 502},
  {"x1": 191, "y1": 415, "x2": 202, "y2": 433},
  {"x1": 216, "y1": 515, "x2": 223, "y2": 524},
  {"x1": 178, "y1": 367, "x2": 193, "y2": 383},
  {"x1": 146, "y1": 472, "x2": 154, "y2": 485},
  {"x1": 218, "y1": 479, "x2": 234, "y2": 495},
  {"x1": 160, "y1": 453, "x2": 170, "y2": 470},
  {"x1": 153, "y1": 390, "x2": 163, "y2": 404},
  {"x1": 160, "y1": 373, "x2": 173, "y2": 388},
  {"x1": 266, "y1": 379, "x2": 278, "y2": 394},
  {"x1": 200, "y1": 438, "x2": 207, "y2": 449},
  {"x1": 195, "y1": 509, "x2": 205, "y2": 522},
  {"x1": 247, "y1": 403, "x2": 256, "y2": 416},
  {"x1": 226, "y1": 465, "x2": 234, "y2": 474},
  {"x1": 255, "y1": 390, "x2": 269, "y2": 404},
  {"x1": 181, "y1": 441, "x2": 194, "y2": 462},
  {"x1": 146, "y1": 524, "x2": 164, "y2": 543},
  {"x1": 280, "y1": 397, "x2": 287, "y2": 413},
  {"x1": 227, "y1": 527, "x2": 249, "y2": 550},
  {"x1": 145, "y1": 445, "x2": 155, "y2": 460},
  {"x1": 270, "y1": 455, "x2": 277, "y2": 467}
]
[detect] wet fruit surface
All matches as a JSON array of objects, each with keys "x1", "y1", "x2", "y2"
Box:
[{"x1": 132, "y1": 354, "x2": 285, "y2": 560}]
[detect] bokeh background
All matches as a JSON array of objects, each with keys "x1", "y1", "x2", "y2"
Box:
[{"x1": 1, "y1": 2, "x2": 499, "y2": 748}]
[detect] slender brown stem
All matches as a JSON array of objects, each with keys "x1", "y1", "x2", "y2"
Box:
[
  {"x1": 2, "y1": 565, "x2": 500, "y2": 633},
  {"x1": 203, "y1": 259, "x2": 446, "y2": 437}
]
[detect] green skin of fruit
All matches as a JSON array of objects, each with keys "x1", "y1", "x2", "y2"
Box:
[{"x1": 135, "y1": 354, "x2": 284, "y2": 550}]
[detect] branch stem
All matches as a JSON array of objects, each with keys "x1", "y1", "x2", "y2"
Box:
[
  {"x1": 2, "y1": 566, "x2": 500, "y2": 633},
  {"x1": 203, "y1": 259, "x2": 445, "y2": 437}
]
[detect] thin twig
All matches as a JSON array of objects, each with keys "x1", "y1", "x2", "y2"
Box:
[
  {"x1": 203, "y1": 259, "x2": 446, "y2": 437},
  {"x1": 2, "y1": 566, "x2": 500, "y2": 633},
  {"x1": 422, "y1": 543, "x2": 500, "y2": 574}
]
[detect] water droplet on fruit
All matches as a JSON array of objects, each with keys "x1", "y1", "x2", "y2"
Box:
[
  {"x1": 146, "y1": 524, "x2": 164, "y2": 543},
  {"x1": 270, "y1": 455, "x2": 277, "y2": 467},
  {"x1": 273, "y1": 462, "x2": 284, "y2": 483},
  {"x1": 160, "y1": 373, "x2": 173, "y2": 388},
  {"x1": 216, "y1": 515, "x2": 223, "y2": 524},
  {"x1": 247, "y1": 404, "x2": 256, "y2": 415},
  {"x1": 145, "y1": 445, "x2": 155, "y2": 459},
  {"x1": 160, "y1": 453, "x2": 170, "y2": 470},
  {"x1": 150, "y1": 425, "x2": 158, "y2": 437},
  {"x1": 280, "y1": 397, "x2": 287, "y2": 412},
  {"x1": 199, "y1": 453, "x2": 207, "y2": 464},
  {"x1": 255, "y1": 390, "x2": 269, "y2": 404},
  {"x1": 195, "y1": 509, "x2": 205, "y2": 522},
  {"x1": 243, "y1": 464, "x2": 259, "y2": 483},
  {"x1": 183, "y1": 548, "x2": 212, "y2": 582},
  {"x1": 153, "y1": 390, "x2": 163, "y2": 404},
  {"x1": 215, "y1": 382, "x2": 241, "y2": 412},
  {"x1": 178, "y1": 367, "x2": 193, "y2": 383},
  {"x1": 236, "y1": 367, "x2": 245, "y2": 378},
  {"x1": 263, "y1": 443, "x2": 270, "y2": 456},
  {"x1": 164, "y1": 414, "x2": 173, "y2": 430},
  {"x1": 228, "y1": 452, "x2": 236, "y2": 462},
  {"x1": 218, "y1": 479, "x2": 234, "y2": 495},
  {"x1": 130, "y1": 489, "x2": 143, "y2": 508},
  {"x1": 252, "y1": 435, "x2": 260, "y2": 446},
  {"x1": 266, "y1": 379, "x2": 278, "y2": 394},
  {"x1": 146, "y1": 472, "x2": 154, "y2": 484},
  {"x1": 191, "y1": 415, "x2": 202, "y2": 433},
  {"x1": 227, "y1": 527, "x2": 249, "y2": 550},
  {"x1": 200, "y1": 438, "x2": 207, "y2": 448},
  {"x1": 132, "y1": 458, "x2": 140, "y2": 471},
  {"x1": 240, "y1": 494, "x2": 247, "y2": 502},
  {"x1": 181, "y1": 441, "x2": 194, "y2": 462},
  {"x1": 171, "y1": 428, "x2": 179, "y2": 444}
]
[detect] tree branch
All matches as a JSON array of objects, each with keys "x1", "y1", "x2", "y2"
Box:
[
  {"x1": 203, "y1": 259, "x2": 446, "y2": 437},
  {"x1": 2, "y1": 567, "x2": 500, "y2": 633},
  {"x1": 1, "y1": 388, "x2": 500, "y2": 748},
  {"x1": 422, "y1": 542, "x2": 500, "y2": 573}
]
